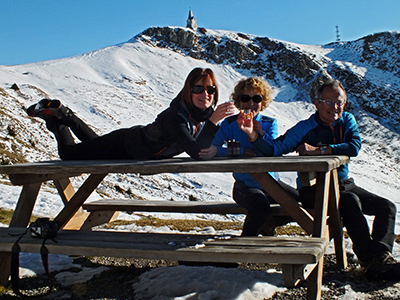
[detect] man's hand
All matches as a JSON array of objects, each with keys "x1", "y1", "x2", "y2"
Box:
[{"x1": 296, "y1": 143, "x2": 320, "y2": 156}]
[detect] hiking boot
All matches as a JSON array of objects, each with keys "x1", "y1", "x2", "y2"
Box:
[
  {"x1": 26, "y1": 99, "x2": 71, "y2": 119},
  {"x1": 364, "y1": 251, "x2": 400, "y2": 281}
]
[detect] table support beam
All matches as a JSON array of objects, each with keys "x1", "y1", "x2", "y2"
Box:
[
  {"x1": 312, "y1": 172, "x2": 330, "y2": 238},
  {"x1": 328, "y1": 170, "x2": 348, "y2": 269},
  {"x1": 250, "y1": 172, "x2": 314, "y2": 235},
  {"x1": 54, "y1": 174, "x2": 106, "y2": 229}
]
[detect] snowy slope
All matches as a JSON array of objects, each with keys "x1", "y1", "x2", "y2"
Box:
[
  {"x1": 0, "y1": 27, "x2": 398, "y2": 232},
  {"x1": 1, "y1": 26, "x2": 400, "y2": 300}
]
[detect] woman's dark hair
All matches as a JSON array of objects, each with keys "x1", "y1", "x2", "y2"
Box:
[{"x1": 180, "y1": 68, "x2": 219, "y2": 107}]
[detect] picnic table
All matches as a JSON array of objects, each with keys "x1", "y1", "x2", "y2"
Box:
[{"x1": 0, "y1": 155, "x2": 349, "y2": 300}]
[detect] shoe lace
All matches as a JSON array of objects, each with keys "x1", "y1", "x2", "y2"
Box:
[{"x1": 384, "y1": 254, "x2": 398, "y2": 265}]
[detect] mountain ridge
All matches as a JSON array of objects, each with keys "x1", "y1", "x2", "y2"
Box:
[
  {"x1": 0, "y1": 26, "x2": 398, "y2": 214},
  {"x1": 133, "y1": 27, "x2": 400, "y2": 129}
]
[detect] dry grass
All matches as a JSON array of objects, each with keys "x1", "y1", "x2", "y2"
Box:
[
  {"x1": 105, "y1": 216, "x2": 243, "y2": 232},
  {"x1": 1, "y1": 208, "x2": 399, "y2": 243},
  {"x1": 0, "y1": 208, "x2": 38, "y2": 225}
]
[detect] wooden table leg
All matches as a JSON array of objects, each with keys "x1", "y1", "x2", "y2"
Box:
[
  {"x1": 54, "y1": 174, "x2": 106, "y2": 228},
  {"x1": 0, "y1": 182, "x2": 42, "y2": 287},
  {"x1": 306, "y1": 256, "x2": 324, "y2": 300},
  {"x1": 250, "y1": 172, "x2": 314, "y2": 235},
  {"x1": 328, "y1": 170, "x2": 347, "y2": 269},
  {"x1": 307, "y1": 172, "x2": 330, "y2": 300},
  {"x1": 54, "y1": 178, "x2": 90, "y2": 230},
  {"x1": 54, "y1": 178, "x2": 76, "y2": 205},
  {"x1": 312, "y1": 172, "x2": 330, "y2": 238}
]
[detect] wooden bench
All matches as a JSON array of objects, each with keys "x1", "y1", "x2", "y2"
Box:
[
  {"x1": 80, "y1": 199, "x2": 294, "y2": 231},
  {"x1": 0, "y1": 156, "x2": 351, "y2": 300},
  {"x1": 0, "y1": 227, "x2": 328, "y2": 298}
]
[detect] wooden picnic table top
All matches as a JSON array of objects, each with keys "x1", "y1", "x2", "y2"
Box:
[{"x1": 0, "y1": 155, "x2": 349, "y2": 177}]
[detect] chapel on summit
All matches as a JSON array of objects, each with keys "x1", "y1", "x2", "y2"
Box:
[{"x1": 186, "y1": 9, "x2": 198, "y2": 30}]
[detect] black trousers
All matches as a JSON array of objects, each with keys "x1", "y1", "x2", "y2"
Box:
[
  {"x1": 233, "y1": 180, "x2": 299, "y2": 236},
  {"x1": 300, "y1": 178, "x2": 397, "y2": 263},
  {"x1": 45, "y1": 114, "x2": 133, "y2": 160}
]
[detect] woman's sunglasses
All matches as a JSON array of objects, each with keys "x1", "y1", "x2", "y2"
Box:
[
  {"x1": 191, "y1": 85, "x2": 216, "y2": 95},
  {"x1": 240, "y1": 94, "x2": 263, "y2": 103}
]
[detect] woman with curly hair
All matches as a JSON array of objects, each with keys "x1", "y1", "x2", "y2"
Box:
[{"x1": 200, "y1": 77, "x2": 299, "y2": 236}]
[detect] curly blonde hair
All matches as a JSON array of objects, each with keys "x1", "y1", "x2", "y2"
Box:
[{"x1": 230, "y1": 77, "x2": 272, "y2": 111}]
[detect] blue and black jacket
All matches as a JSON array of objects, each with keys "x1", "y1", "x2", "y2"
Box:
[
  {"x1": 251, "y1": 111, "x2": 362, "y2": 187},
  {"x1": 212, "y1": 113, "x2": 278, "y2": 188}
]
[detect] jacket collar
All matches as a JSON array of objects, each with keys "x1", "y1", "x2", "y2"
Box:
[{"x1": 315, "y1": 111, "x2": 344, "y2": 127}]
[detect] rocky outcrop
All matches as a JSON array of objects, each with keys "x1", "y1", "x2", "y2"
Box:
[{"x1": 133, "y1": 27, "x2": 400, "y2": 127}]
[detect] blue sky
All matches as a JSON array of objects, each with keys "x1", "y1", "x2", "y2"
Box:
[{"x1": 1, "y1": 0, "x2": 399, "y2": 65}]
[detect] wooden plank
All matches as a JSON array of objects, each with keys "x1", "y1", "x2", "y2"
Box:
[
  {"x1": 55, "y1": 174, "x2": 106, "y2": 228},
  {"x1": 80, "y1": 211, "x2": 119, "y2": 230},
  {"x1": 1, "y1": 182, "x2": 41, "y2": 286},
  {"x1": 0, "y1": 228, "x2": 327, "y2": 265},
  {"x1": 8, "y1": 173, "x2": 82, "y2": 185},
  {"x1": 10, "y1": 183, "x2": 41, "y2": 227},
  {"x1": 53, "y1": 178, "x2": 75, "y2": 205},
  {"x1": 281, "y1": 263, "x2": 318, "y2": 287},
  {"x1": 53, "y1": 177, "x2": 92, "y2": 230},
  {"x1": 250, "y1": 172, "x2": 314, "y2": 235},
  {"x1": 312, "y1": 172, "x2": 330, "y2": 239},
  {"x1": 307, "y1": 256, "x2": 324, "y2": 300},
  {"x1": 300, "y1": 172, "x2": 317, "y2": 187},
  {"x1": 83, "y1": 199, "x2": 249, "y2": 214},
  {"x1": 0, "y1": 252, "x2": 11, "y2": 287},
  {"x1": 0, "y1": 156, "x2": 350, "y2": 177},
  {"x1": 328, "y1": 170, "x2": 347, "y2": 269}
]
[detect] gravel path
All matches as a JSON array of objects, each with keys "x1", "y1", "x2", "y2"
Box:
[{"x1": 1, "y1": 253, "x2": 400, "y2": 300}]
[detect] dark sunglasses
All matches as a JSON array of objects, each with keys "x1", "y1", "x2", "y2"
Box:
[
  {"x1": 191, "y1": 85, "x2": 216, "y2": 95},
  {"x1": 240, "y1": 94, "x2": 263, "y2": 103}
]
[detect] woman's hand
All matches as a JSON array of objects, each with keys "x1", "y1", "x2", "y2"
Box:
[
  {"x1": 237, "y1": 110, "x2": 256, "y2": 140},
  {"x1": 243, "y1": 147, "x2": 258, "y2": 157},
  {"x1": 209, "y1": 101, "x2": 235, "y2": 125},
  {"x1": 199, "y1": 145, "x2": 218, "y2": 160}
]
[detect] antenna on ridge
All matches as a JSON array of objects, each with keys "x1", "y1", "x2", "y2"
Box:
[{"x1": 335, "y1": 25, "x2": 341, "y2": 42}]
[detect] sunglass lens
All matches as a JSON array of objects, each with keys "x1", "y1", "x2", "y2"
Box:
[
  {"x1": 192, "y1": 86, "x2": 204, "y2": 94},
  {"x1": 206, "y1": 86, "x2": 216, "y2": 94},
  {"x1": 240, "y1": 95, "x2": 262, "y2": 103},
  {"x1": 191, "y1": 85, "x2": 216, "y2": 94},
  {"x1": 252, "y1": 95, "x2": 263, "y2": 103},
  {"x1": 240, "y1": 95, "x2": 251, "y2": 102}
]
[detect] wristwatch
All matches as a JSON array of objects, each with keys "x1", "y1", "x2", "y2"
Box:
[{"x1": 320, "y1": 146, "x2": 327, "y2": 155}]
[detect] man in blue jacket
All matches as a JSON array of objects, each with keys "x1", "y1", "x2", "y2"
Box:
[{"x1": 238, "y1": 78, "x2": 398, "y2": 281}]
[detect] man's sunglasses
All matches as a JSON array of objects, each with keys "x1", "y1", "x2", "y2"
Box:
[
  {"x1": 191, "y1": 85, "x2": 216, "y2": 94},
  {"x1": 240, "y1": 94, "x2": 263, "y2": 103}
]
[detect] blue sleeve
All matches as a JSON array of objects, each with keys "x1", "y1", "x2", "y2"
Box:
[
  {"x1": 329, "y1": 113, "x2": 361, "y2": 157},
  {"x1": 266, "y1": 118, "x2": 279, "y2": 140},
  {"x1": 252, "y1": 116, "x2": 317, "y2": 156}
]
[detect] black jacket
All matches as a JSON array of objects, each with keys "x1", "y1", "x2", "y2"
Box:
[{"x1": 124, "y1": 94, "x2": 219, "y2": 159}]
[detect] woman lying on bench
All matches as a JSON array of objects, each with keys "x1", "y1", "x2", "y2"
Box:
[{"x1": 26, "y1": 68, "x2": 235, "y2": 160}]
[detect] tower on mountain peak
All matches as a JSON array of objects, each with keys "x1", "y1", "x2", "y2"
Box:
[{"x1": 186, "y1": 9, "x2": 198, "y2": 30}]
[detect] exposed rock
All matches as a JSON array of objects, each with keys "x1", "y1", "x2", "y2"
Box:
[{"x1": 134, "y1": 26, "x2": 400, "y2": 127}]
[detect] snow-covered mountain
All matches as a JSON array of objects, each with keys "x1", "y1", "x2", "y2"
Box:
[{"x1": 0, "y1": 26, "x2": 399, "y2": 230}]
